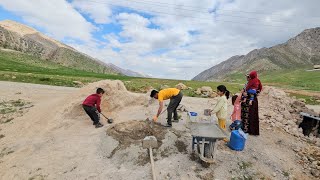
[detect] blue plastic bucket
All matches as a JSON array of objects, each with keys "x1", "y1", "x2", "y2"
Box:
[
  {"x1": 228, "y1": 130, "x2": 246, "y2": 151},
  {"x1": 189, "y1": 112, "x2": 198, "y2": 116}
]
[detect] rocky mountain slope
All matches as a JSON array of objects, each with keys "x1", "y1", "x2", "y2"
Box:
[
  {"x1": 0, "y1": 20, "x2": 146, "y2": 77},
  {"x1": 193, "y1": 27, "x2": 320, "y2": 81},
  {"x1": 107, "y1": 63, "x2": 151, "y2": 78}
]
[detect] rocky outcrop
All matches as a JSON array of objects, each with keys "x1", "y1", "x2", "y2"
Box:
[
  {"x1": 193, "y1": 27, "x2": 320, "y2": 81},
  {"x1": 176, "y1": 83, "x2": 188, "y2": 90},
  {"x1": 194, "y1": 86, "x2": 218, "y2": 98}
]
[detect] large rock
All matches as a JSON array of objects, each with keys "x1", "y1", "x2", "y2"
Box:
[
  {"x1": 176, "y1": 83, "x2": 188, "y2": 90},
  {"x1": 209, "y1": 92, "x2": 218, "y2": 98},
  {"x1": 200, "y1": 86, "x2": 213, "y2": 96},
  {"x1": 195, "y1": 88, "x2": 202, "y2": 95}
]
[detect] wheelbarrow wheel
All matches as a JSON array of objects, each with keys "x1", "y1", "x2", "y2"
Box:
[
  {"x1": 201, "y1": 160, "x2": 211, "y2": 168},
  {"x1": 196, "y1": 141, "x2": 200, "y2": 154},
  {"x1": 204, "y1": 143, "x2": 211, "y2": 158},
  {"x1": 199, "y1": 144, "x2": 212, "y2": 168}
]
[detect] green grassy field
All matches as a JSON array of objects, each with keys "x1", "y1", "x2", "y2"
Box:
[
  {"x1": 225, "y1": 69, "x2": 320, "y2": 92},
  {"x1": 0, "y1": 50, "x2": 319, "y2": 104},
  {"x1": 0, "y1": 50, "x2": 241, "y2": 95}
]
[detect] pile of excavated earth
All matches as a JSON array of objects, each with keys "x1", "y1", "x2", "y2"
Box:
[
  {"x1": 258, "y1": 86, "x2": 320, "y2": 178},
  {"x1": 260, "y1": 86, "x2": 319, "y2": 141}
]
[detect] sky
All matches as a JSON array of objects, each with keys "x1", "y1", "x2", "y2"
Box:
[{"x1": 0, "y1": 0, "x2": 320, "y2": 80}]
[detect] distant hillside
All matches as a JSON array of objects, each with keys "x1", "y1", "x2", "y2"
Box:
[
  {"x1": 0, "y1": 20, "x2": 147, "y2": 77},
  {"x1": 193, "y1": 27, "x2": 320, "y2": 81},
  {"x1": 107, "y1": 63, "x2": 151, "y2": 78}
]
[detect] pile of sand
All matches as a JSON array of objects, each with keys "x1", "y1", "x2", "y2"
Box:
[
  {"x1": 80, "y1": 80, "x2": 149, "y2": 112},
  {"x1": 64, "y1": 80, "x2": 150, "y2": 118}
]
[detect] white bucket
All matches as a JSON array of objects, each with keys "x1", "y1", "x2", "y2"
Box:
[{"x1": 187, "y1": 112, "x2": 198, "y2": 123}]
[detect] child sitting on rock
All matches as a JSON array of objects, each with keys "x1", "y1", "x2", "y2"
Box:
[{"x1": 230, "y1": 94, "x2": 242, "y2": 130}]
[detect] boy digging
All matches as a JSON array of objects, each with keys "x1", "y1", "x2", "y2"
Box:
[{"x1": 82, "y1": 88, "x2": 105, "y2": 128}]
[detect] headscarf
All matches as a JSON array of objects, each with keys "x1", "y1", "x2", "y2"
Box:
[{"x1": 246, "y1": 71, "x2": 262, "y2": 92}]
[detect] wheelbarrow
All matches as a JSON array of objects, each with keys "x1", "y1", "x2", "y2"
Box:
[
  {"x1": 299, "y1": 112, "x2": 320, "y2": 136},
  {"x1": 190, "y1": 123, "x2": 227, "y2": 167}
]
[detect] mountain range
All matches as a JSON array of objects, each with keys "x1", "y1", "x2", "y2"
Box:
[
  {"x1": 193, "y1": 27, "x2": 320, "y2": 81},
  {"x1": 0, "y1": 20, "x2": 147, "y2": 77}
]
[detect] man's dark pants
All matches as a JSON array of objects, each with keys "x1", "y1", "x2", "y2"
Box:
[
  {"x1": 82, "y1": 105, "x2": 100, "y2": 124},
  {"x1": 167, "y1": 91, "x2": 183, "y2": 125}
]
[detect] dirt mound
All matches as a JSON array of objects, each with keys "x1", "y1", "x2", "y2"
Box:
[
  {"x1": 260, "y1": 86, "x2": 319, "y2": 141},
  {"x1": 79, "y1": 80, "x2": 148, "y2": 112},
  {"x1": 106, "y1": 120, "x2": 167, "y2": 157},
  {"x1": 175, "y1": 140, "x2": 187, "y2": 153},
  {"x1": 65, "y1": 80, "x2": 149, "y2": 118},
  {"x1": 259, "y1": 86, "x2": 320, "y2": 178},
  {"x1": 296, "y1": 146, "x2": 320, "y2": 178}
]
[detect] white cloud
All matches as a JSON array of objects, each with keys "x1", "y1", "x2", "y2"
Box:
[
  {"x1": 70, "y1": 0, "x2": 320, "y2": 79},
  {"x1": 116, "y1": 13, "x2": 191, "y2": 51},
  {"x1": 0, "y1": 0, "x2": 95, "y2": 41},
  {"x1": 1, "y1": 0, "x2": 320, "y2": 79},
  {"x1": 71, "y1": 0, "x2": 112, "y2": 24}
]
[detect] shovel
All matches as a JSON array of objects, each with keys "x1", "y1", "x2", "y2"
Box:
[
  {"x1": 99, "y1": 112, "x2": 113, "y2": 124},
  {"x1": 142, "y1": 136, "x2": 158, "y2": 180},
  {"x1": 146, "y1": 109, "x2": 167, "y2": 127}
]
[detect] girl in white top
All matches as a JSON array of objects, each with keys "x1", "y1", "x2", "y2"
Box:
[{"x1": 210, "y1": 85, "x2": 230, "y2": 130}]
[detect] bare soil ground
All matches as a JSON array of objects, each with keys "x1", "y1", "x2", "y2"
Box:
[
  {"x1": 283, "y1": 89, "x2": 320, "y2": 99},
  {"x1": 0, "y1": 81, "x2": 318, "y2": 180}
]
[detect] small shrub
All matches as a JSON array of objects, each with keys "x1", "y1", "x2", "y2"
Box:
[
  {"x1": 0, "y1": 108, "x2": 16, "y2": 114},
  {"x1": 238, "y1": 161, "x2": 252, "y2": 170},
  {"x1": 283, "y1": 171, "x2": 289, "y2": 177},
  {"x1": 11, "y1": 99, "x2": 25, "y2": 107},
  {"x1": 3, "y1": 118, "x2": 14, "y2": 123},
  {"x1": 39, "y1": 77, "x2": 50, "y2": 81}
]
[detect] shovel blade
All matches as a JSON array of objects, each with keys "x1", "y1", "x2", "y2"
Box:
[
  {"x1": 146, "y1": 118, "x2": 155, "y2": 128},
  {"x1": 107, "y1": 118, "x2": 113, "y2": 124}
]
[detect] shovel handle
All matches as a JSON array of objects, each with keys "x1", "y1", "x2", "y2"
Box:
[
  {"x1": 99, "y1": 112, "x2": 109, "y2": 120},
  {"x1": 159, "y1": 109, "x2": 167, "y2": 116},
  {"x1": 149, "y1": 147, "x2": 156, "y2": 180}
]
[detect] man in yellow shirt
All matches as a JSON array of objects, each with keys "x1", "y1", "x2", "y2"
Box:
[{"x1": 150, "y1": 88, "x2": 183, "y2": 127}]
